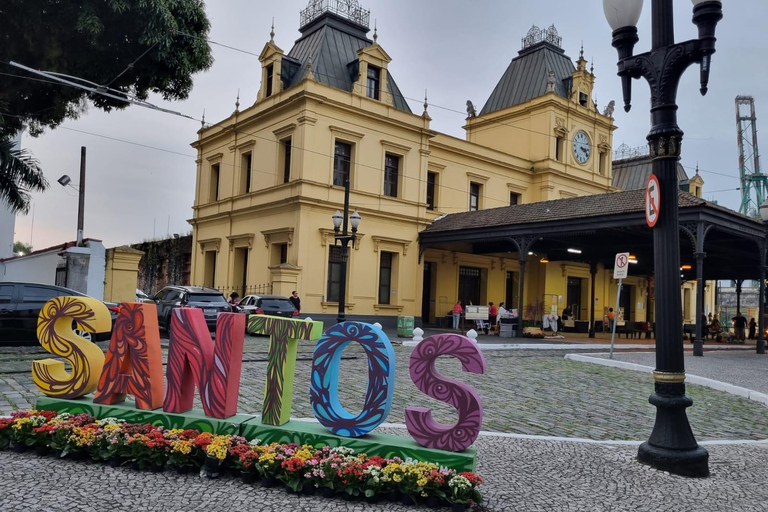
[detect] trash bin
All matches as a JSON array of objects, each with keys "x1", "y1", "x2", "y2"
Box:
[
  {"x1": 397, "y1": 316, "x2": 414, "y2": 337},
  {"x1": 499, "y1": 318, "x2": 516, "y2": 338}
]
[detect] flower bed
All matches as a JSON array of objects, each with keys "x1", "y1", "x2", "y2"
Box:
[{"x1": 1, "y1": 411, "x2": 483, "y2": 509}]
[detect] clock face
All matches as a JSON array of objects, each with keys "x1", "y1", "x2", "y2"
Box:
[{"x1": 572, "y1": 131, "x2": 591, "y2": 164}]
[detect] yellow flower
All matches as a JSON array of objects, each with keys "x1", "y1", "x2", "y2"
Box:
[
  {"x1": 417, "y1": 478, "x2": 428, "y2": 487},
  {"x1": 393, "y1": 475, "x2": 403, "y2": 483},
  {"x1": 172, "y1": 440, "x2": 192, "y2": 454}
]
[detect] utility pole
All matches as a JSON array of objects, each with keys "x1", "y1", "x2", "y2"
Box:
[{"x1": 77, "y1": 146, "x2": 86, "y2": 246}]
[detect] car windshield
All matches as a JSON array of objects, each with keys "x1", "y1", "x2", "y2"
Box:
[
  {"x1": 188, "y1": 293, "x2": 227, "y2": 304},
  {"x1": 260, "y1": 299, "x2": 294, "y2": 309}
]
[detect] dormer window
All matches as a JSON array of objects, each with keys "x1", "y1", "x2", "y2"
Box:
[
  {"x1": 266, "y1": 64, "x2": 274, "y2": 97},
  {"x1": 367, "y1": 65, "x2": 380, "y2": 100}
]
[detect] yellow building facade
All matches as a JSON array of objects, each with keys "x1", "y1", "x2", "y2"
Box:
[{"x1": 189, "y1": 4, "x2": 712, "y2": 327}]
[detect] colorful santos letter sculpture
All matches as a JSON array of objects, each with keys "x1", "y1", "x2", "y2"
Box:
[
  {"x1": 32, "y1": 296, "x2": 110, "y2": 398},
  {"x1": 94, "y1": 303, "x2": 164, "y2": 409},
  {"x1": 164, "y1": 308, "x2": 246, "y2": 419},
  {"x1": 248, "y1": 315, "x2": 323, "y2": 425},
  {"x1": 310, "y1": 321, "x2": 396, "y2": 437},
  {"x1": 405, "y1": 334, "x2": 486, "y2": 452}
]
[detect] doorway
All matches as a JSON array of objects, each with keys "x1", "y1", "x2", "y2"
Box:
[
  {"x1": 421, "y1": 262, "x2": 436, "y2": 324},
  {"x1": 567, "y1": 277, "x2": 582, "y2": 320},
  {"x1": 620, "y1": 284, "x2": 633, "y2": 322},
  {"x1": 458, "y1": 266, "x2": 481, "y2": 307},
  {"x1": 505, "y1": 271, "x2": 519, "y2": 312}
]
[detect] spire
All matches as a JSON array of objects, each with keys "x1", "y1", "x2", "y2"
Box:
[
  {"x1": 590, "y1": 56, "x2": 594, "y2": 75},
  {"x1": 373, "y1": 19, "x2": 378, "y2": 43},
  {"x1": 201, "y1": 109, "x2": 206, "y2": 129},
  {"x1": 305, "y1": 57, "x2": 315, "y2": 81},
  {"x1": 235, "y1": 89, "x2": 240, "y2": 112},
  {"x1": 423, "y1": 89, "x2": 428, "y2": 114},
  {"x1": 270, "y1": 18, "x2": 275, "y2": 43},
  {"x1": 580, "y1": 41, "x2": 584, "y2": 60}
]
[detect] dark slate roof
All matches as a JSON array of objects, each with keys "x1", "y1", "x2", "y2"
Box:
[
  {"x1": 479, "y1": 41, "x2": 575, "y2": 116},
  {"x1": 612, "y1": 156, "x2": 690, "y2": 191},
  {"x1": 422, "y1": 190, "x2": 749, "y2": 234},
  {"x1": 284, "y1": 12, "x2": 411, "y2": 113}
]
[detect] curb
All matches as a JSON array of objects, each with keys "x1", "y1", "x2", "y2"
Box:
[{"x1": 565, "y1": 353, "x2": 768, "y2": 408}]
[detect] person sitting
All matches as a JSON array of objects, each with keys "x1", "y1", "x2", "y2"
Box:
[
  {"x1": 562, "y1": 307, "x2": 572, "y2": 321},
  {"x1": 708, "y1": 316, "x2": 723, "y2": 339}
]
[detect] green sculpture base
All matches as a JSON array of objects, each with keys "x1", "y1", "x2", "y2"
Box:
[
  {"x1": 35, "y1": 396, "x2": 252, "y2": 435},
  {"x1": 35, "y1": 396, "x2": 477, "y2": 471},
  {"x1": 240, "y1": 417, "x2": 477, "y2": 472}
]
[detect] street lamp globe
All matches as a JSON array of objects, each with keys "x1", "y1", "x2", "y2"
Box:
[
  {"x1": 603, "y1": 0, "x2": 644, "y2": 30},
  {"x1": 350, "y1": 210, "x2": 361, "y2": 230},
  {"x1": 332, "y1": 210, "x2": 343, "y2": 230},
  {"x1": 760, "y1": 199, "x2": 768, "y2": 222}
]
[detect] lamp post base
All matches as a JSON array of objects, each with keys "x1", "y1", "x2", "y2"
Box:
[{"x1": 637, "y1": 389, "x2": 709, "y2": 478}]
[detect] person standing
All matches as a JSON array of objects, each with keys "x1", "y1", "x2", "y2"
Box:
[
  {"x1": 700, "y1": 311, "x2": 708, "y2": 340},
  {"x1": 732, "y1": 311, "x2": 747, "y2": 341},
  {"x1": 749, "y1": 317, "x2": 757, "y2": 340},
  {"x1": 607, "y1": 308, "x2": 616, "y2": 331},
  {"x1": 228, "y1": 292, "x2": 239, "y2": 305},
  {"x1": 452, "y1": 301, "x2": 463, "y2": 330},
  {"x1": 289, "y1": 290, "x2": 301, "y2": 313},
  {"x1": 488, "y1": 302, "x2": 498, "y2": 334}
]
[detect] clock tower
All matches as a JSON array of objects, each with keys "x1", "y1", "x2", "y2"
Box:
[{"x1": 465, "y1": 25, "x2": 616, "y2": 201}]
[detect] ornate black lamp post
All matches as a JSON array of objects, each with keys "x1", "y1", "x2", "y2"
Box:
[
  {"x1": 603, "y1": 0, "x2": 723, "y2": 478},
  {"x1": 758, "y1": 200, "x2": 768, "y2": 355},
  {"x1": 331, "y1": 178, "x2": 361, "y2": 324}
]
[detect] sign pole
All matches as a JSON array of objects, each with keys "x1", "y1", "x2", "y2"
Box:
[{"x1": 610, "y1": 279, "x2": 622, "y2": 359}]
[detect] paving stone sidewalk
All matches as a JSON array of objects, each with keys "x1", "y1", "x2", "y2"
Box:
[
  {"x1": 2, "y1": 429, "x2": 768, "y2": 512},
  {"x1": 2, "y1": 336, "x2": 768, "y2": 441}
]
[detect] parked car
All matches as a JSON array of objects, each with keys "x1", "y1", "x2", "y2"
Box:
[
  {"x1": 236, "y1": 295, "x2": 298, "y2": 319},
  {"x1": 150, "y1": 285, "x2": 232, "y2": 332},
  {"x1": 136, "y1": 289, "x2": 151, "y2": 302},
  {"x1": 0, "y1": 282, "x2": 119, "y2": 345}
]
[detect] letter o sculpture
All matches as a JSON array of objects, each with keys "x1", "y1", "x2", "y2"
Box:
[
  {"x1": 310, "y1": 322, "x2": 395, "y2": 437},
  {"x1": 405, "y1": 333, "x2": 486, "y2": 452}
]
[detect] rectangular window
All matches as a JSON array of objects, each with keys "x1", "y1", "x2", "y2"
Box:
[
  {"x1": 599, "y1": 152, "x2": 607, "y2": 175},
  {"x1": 367, "y1": 65, "x2": 380, "y2": 100},
  {"x1": 469, "y1": 182, "x2": 481, "y2": 212},
  {"x1": 333, "y1": 141, "x2": 352, "y2": 187},
  {"x1": 241, "y1": 153, "x2": 252, "y2": 194},
  {"x1": 384, "y1": 154, "x2": 399, "y2": 198},
  {"x1": 266, "y1": 64, "x2": 274, "y2": 97},
  {"x1": 378, "y1": 252, "x2": 393, "y2": 304},
  {"x1": 280, "y1": 244, "x2": 288, "y2": 264},
  {"x1": 283, "y1": 139, "x2": 292, "y2": 183},
  {"x1": 426, "y1": 172, "x2": 437, "y2": 210},
  {"x1": 509, "y1": 192, "x2": 520, "y2": 206},
  {"x1": 210, "y1": 164, "x2": 220, "y2": 202},
  {"x1": 556, "y1": 137, "x2": 563, "y2": 162},
  {"x1": 327, "y1": 246, "x2": 345, "y2": 303}
]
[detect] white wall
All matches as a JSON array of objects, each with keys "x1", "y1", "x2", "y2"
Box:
[{"x1": 84, "y1": 240, "x2": 105, "y2": 301}]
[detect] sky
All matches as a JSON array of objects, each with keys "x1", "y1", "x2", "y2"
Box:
[{"x1": 10, "y1": 0, "x2": 768, "y2": 250}]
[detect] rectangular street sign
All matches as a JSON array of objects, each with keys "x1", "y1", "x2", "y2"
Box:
[{"x1": 613, "y1": 252, "x2": 630, "y2": 279}]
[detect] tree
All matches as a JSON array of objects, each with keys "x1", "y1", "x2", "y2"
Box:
[
  {"x1": 13, "y1": 241, "x2": 32, "y2": 255},
  {"x1": 0, "y1": 0, "x2": 214, "y2": 140},
  {"x1": 0, "y1": 139, "x2": 47, "y2": 214}
]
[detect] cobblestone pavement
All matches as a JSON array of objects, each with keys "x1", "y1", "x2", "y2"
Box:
[
  {"x1": 2, "y1": 430, "x2": 768, "y2": 512},
  {"x1": 587, "y1": 350, "x2": 768, "y2": 394},
  {"x1": 2, "y1": 336, "x2": 768, "y2": 441}
]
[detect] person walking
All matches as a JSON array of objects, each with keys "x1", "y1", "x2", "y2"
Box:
[
  {"x1": 749, "y1": 317, "x2": 757, "y2": 340},
  {"x1": 289, "y1": 290, "x2": 301, "y2": 313},
  {"x1": 732, "y1": 311, "x2": 747, "y2": 341},
  {"x1": 488, "y1": 302, "x2": 498, "y2": 334},
  {"x1": 452, "y1": 301, "x2": 463, "y2": 330},
  {"x1": 607, "y1": 308, "x2": 616, "y2": 331}
]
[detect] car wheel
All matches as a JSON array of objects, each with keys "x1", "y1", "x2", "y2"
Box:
[{"x1": 75, "y1": 330, "x2": 92, "y2": 342}]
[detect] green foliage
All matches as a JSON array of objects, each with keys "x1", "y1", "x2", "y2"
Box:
[
  {"x1": 0, "y1": 0, "x2": 214, "y2": 139},
  {"x1": 13, "y1": 241, "x2": 33, "y2": 254},
  {"x1": 0, "y1": 140, "x2": 47, "y2": 214}
]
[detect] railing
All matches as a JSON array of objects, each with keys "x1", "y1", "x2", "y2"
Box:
[
  {"x1": 521, "y1": 24, "x2": 562, "y2": 50},
  {"x1": 613, "y1": 143, "x2": 650, "y2": 161},
  {"x1": 213, "y1": 283, "x2": 273, "y2": 299},
  {"x1": 300, "y1": 0, "x2": 370, "y2": 29}
]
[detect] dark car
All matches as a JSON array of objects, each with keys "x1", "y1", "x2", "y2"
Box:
[
  {"x1": 0, "y1": 282, "x2": 119, "y2": 345},
  {"x1": 237, "y1": 295, "x2": 298, "y2": 319},
  {"x1": 151, "y1": 285, "x2": 232, "y2": 332}
]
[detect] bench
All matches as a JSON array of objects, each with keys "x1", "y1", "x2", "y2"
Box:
[{"x1": 617, "y1": 321, "x2": 654, "y2": 339}]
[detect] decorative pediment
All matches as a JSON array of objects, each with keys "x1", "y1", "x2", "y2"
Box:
[
  {"x1": 554, "y1": 117, "x2": 569, "y2": 137},
  {"x1": 197, "y1": 237, "x2": 221, "y2": 253},
  {"x1": 259, "y1": 41, "x2": 284, "y2": 63},
  {"x1": 371, "y1": 236, "x2": 412, "y2": 256},
  {"x1": 357, "y1": 44, "x2": 392, "y2": 65},
  {"x1": 261, "y1": 228, "x2": 294, "y2": 248},
  {"x1": 227, "y1": 234, "x2": 254, "y2": 251}
]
